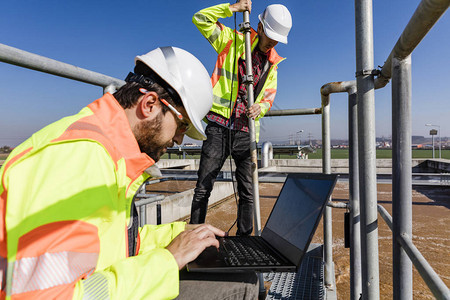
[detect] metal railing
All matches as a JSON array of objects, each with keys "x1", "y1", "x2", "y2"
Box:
[
  {"x1": 378, "y1": 205, "x2": 450, "y2": 299},
  {"x1": 319, "y1": 0, "x2": 449, "y2": 299},
  {"x1": 2, "y1": 1, "x2": 449, "y2": 297},
  {"x1": 0, "y1": 43, "x2": 124, "y2": 93}
]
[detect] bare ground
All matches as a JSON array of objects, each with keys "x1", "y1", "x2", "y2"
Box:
[{"x1": 148, "y1": 180, "x2": 450, "y2": 299}]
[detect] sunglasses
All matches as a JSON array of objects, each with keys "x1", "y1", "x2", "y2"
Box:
[{"x1": 139, "y1": 88, "x2": 191, "y2": 134}]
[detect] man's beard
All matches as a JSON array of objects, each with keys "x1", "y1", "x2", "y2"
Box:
[{"x1": 133, "y1": 114, "x2": 173, "y2": 162}]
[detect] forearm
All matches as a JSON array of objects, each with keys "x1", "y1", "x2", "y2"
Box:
[
  {"x1": 192, "y1": 3, "x2": 234, "y2": 53},
  {"x1": 138, "y1": 222, "x2": 186, "y2": 254},
  {"x1": 74, "y1": 248, "x2": 180, "y2": 300}
]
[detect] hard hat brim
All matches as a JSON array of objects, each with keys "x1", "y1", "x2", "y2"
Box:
[
  {"x1": 258, "y1": 14, "x2": 288, "y2": 44},
  {"x1": 136, "y1": 48, "x2": 210, "y2": 141}
]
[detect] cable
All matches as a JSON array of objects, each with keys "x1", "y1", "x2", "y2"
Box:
[{"x1": 226, "y1": 8, "x2": 239, "y2": 234}]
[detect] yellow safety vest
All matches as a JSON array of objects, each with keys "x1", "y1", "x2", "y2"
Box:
[
  {"x1": 193, "y1": 3, "x2": 285, "y2": 142},
  {"x1": 0, "y1": 93, "x2": 185, "y2": 299}
]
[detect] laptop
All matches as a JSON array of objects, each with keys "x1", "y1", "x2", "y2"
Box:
[{"x1": 187, "y1": 173, "x2": 339, "y2": 273}]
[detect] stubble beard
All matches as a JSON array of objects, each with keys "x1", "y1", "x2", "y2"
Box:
[{"x1": 134, "y1": 113, "x2": 172, "y2": 162}]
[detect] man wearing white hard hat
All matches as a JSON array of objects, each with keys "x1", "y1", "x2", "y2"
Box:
[
  {"x1": 1, "y1": 46, "x2": 256, "y2": 299},
  {"x1": 191, "y1": 1, "x2": 292, "y2": 236}
]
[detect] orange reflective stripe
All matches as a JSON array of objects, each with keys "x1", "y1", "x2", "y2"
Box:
[
  {"x1": 11, "y1": 282, "x2": 74, "y2": 300},
  {"x1": 17, "y1": 221, "x2": 99, "y2": 259},
  {"x1": 51, "y1": 117, "x2": 120, "y2": 171},
  {"x1": 261, "y1": 89, "x2": 276, "y2": 104},
  {"x1": 211, "y1": 40, "x2": 233, "y2": 87}
]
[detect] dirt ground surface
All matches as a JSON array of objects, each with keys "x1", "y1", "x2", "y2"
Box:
[{"x1": 148, "y1": 180, "x2": 450, "y2": 299}]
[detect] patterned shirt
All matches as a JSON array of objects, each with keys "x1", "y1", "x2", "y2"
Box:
[{"x1": 206, "y1": 48, "x2": 268, "y2": 132}]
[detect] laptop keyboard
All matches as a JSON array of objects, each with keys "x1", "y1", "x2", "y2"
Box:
[{"x1": 219, "y1": 237, "x2": 283, "y2": 267}]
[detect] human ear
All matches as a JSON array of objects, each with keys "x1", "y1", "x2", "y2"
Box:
[{"x1": 139, "y1": 91, "x2": 159, "y2": 118}]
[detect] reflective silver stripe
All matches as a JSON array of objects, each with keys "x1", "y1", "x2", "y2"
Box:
[
  {"x1": 193, "y1": 12, "x2": 222, "y2": 44},
  {"x1": 160, "y1": 47, "x2": 187, "y2": 103},
  {"x1": 263, "y1": 90, "x2": 276, "y2": 102},
  {"x1": 213, "y1": 94, "x2": 233, "y2": 106},
  {"x1": 0, "y1": 256, "x2": 6, "y2": 291},
  {"x1": 208, "y1": 25, "x2": 222, "y2": 44},
  {"x1": 213, "y1": 67, "x2": 238, "y2": 82},
  {"x1": 11, "y1": 251, "x2": 97, "y2": 294},
  {"x1": 82, "y1": 273, "x2": 109, "y2": 300},
  {"x1": 193, "y1": 12, "x2": 209, "y2": 24}
]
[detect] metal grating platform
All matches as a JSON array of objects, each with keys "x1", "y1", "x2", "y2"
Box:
[{"x1": 264, "y1": 244, "x2": 325, "y2": 300}]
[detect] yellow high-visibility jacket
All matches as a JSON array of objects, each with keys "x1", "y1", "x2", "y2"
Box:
[
  {"x1": 193, "y1": 3, "x2": 285, "y2": 142},
  {"x1": 0, "y1": 93, "x2": 184, "y2": 300}
]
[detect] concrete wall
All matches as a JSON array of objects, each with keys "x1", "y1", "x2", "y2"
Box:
[
  {"x1": 157, "y1": 158, "x2": 431, "y2": 174},
  {"x1": 425, "y1": 159, "x2": 450, "y2": 172},
  {"x1": 143, "y1": 181, "x2": 234, "y2": 225}
]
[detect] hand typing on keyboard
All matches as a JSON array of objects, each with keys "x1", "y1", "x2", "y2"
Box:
[{"x1": 166, "y1": 224, "x2": 225, "y2": 270}]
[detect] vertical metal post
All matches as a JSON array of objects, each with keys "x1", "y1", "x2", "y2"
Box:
[
  {"x1": 321, "y1": 94, "x2": 333, "y2": 288},
  {"x1": 348, "y1": 87, "x2": 362, "y2": 299},
  {"x1": 242, "y1": 10, "x2": 264, "y2": 295},
  {"x1": 242, "y1": 11, "x2": 262, "y2": 236},
  {"x1": 156, "y1": 203, "x2": 162, "y2": 225},
  {"x1": 438, "y1": 129, "x2": 441, "y2": 159},
  {"x1": 431, "y1": 135, "x2": 435, "y2": 158},
  {"x1": 139, "y1": 205, "x2": 146, "y2": 227},
  {"x1": 354, "y1": 0, "x2": 380, "y2": 298},
  {"x1": 392, "y1": 55, "x2": 413, "y2": 300}
]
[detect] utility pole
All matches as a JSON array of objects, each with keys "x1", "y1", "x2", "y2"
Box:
[{"x1": 426, "y1": 124, "x2": 441, "y2": 159}]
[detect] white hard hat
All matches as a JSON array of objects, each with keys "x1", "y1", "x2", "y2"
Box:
[
  {"x1": 258, "y1": 4, "x2": 292, "y2": 44},
  {"x1": 135, "y1": 47, "x2": 213, "y2": 140}
]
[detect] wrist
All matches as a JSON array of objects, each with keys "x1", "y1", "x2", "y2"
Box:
[{"x1": 229, "y1": 3, "x2": 239, "y2": 13}]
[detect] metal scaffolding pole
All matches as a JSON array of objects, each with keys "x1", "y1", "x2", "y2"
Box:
[
  {"x1": 392, "y1": 55, "x2": 413, "y2": 300},
  {"x1": 0, "y1": 43, "x2": 125, "y2": 89},
  {"x1": 242, "y1": 10, "x2": 265, "y2": 295},
  {"x1": 321, "y1": 80, "x2": 362, "y2": 298},
  {"x1": 354, "y1": 0, "x2": 380, "y2": 298},
  {"x1": 265, "y1": 107, "x2": 322, "y2": 116},
  {"x1": 321, "y1": 93, "x2": 333, "y2": 288},
  {"x1": 242, "y1": 10, "x2": 262, "y2": 237},
  {"x1": 348, "y1": 86, "x2": 363, "y2": 300},
  {"x1": 375, "y1": 0, "x2": 450, "y2": 89}
]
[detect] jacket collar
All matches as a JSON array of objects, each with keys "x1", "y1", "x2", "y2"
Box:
[
  {"x1": 87, "y1": 93, "x2": 156, "y2": 179},
  {"x1": 250, "y1": 28, "x2": 284, "y2": 65}
]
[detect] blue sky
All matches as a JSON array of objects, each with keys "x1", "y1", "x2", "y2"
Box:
[{"x1": 1, "y1": 0, "x2": 449, "y2": 147}]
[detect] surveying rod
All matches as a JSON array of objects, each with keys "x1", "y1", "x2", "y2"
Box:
[{"x1": 241, "y1": 10, "x2": 262, "y2": 236}]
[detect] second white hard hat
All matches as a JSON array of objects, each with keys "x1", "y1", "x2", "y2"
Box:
[
  {"x1": 135, "y1": 47, "x2": 213, "y2": 140},
  {"x1": 258, "y1": 4, "x2": 292, "y2": 44}
]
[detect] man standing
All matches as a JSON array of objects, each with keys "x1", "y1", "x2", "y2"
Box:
[
  {"x1": 190, "y1": 1, "x2": 292, "y2": 235},
  {"x1": 0, "y1": 47, "x2": 229, "y2": 299}
]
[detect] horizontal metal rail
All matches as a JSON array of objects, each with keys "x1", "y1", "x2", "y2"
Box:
[
  {"x1": 135, "y1": 194, "x2": 165, "y2": 226},
  {"x1": 0, "y1": 43, "x2": 125, "y2": 89},
  {"x1": 134, "y1": 194, "x2": 165, "y2": 206},
  {"x1": 375, "y1": 0, "x2": 450, "y2": 88},
  {"x1": 265, "y1": 108, "x2": 322, "y2": 116},
  {"x1": 377, "y1": 205, "x2": 450, "y2": 299},
  {"x1": 327, "y1": 201, "x2": 349, "y2": 209}
]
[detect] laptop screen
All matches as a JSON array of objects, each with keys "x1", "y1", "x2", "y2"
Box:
[{"x1": 262, "y1": 173, "x2": 338, "y2": 266}]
